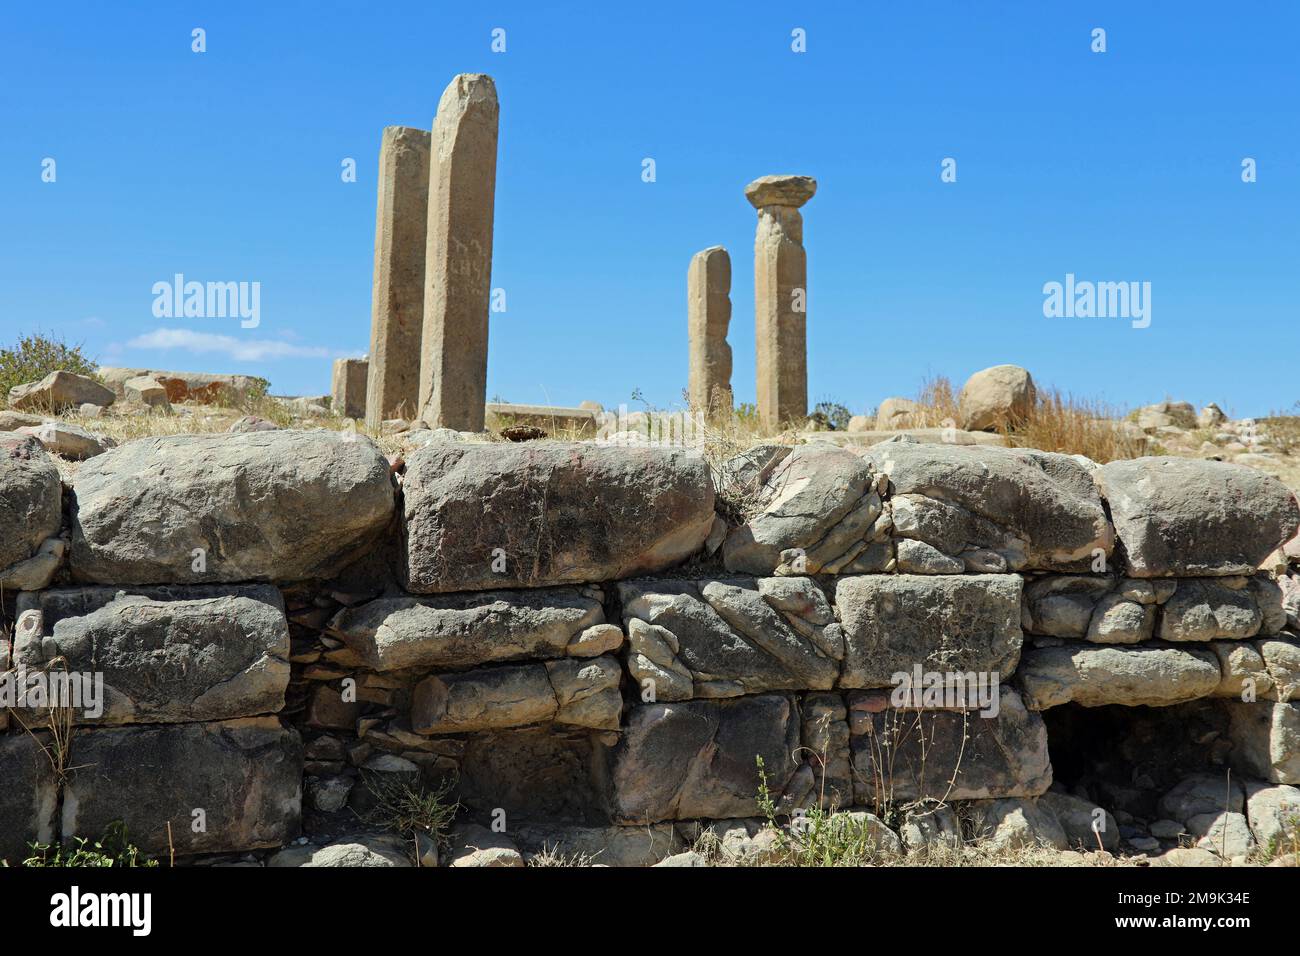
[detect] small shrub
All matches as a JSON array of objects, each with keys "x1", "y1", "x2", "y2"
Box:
[
  {"x1": 810, "y1": 401, "x2": 852, "y2": 431},
  {"x1": 359, "y1": 770, "x2": 459, "y2": 850},
  {"x1": 0, "y1": 333, "x2": 99, "y2": 405},
  {"x1": 21, "y1": 822, "x2": 156, "y2": 868}
]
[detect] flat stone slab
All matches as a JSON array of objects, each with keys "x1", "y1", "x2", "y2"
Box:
[
  {"x1": 848, "y1": 687, "x2": 1052, "y2": 802},
  {"x1": 70, "y1": 431, "x2": 395, "y2": 584},
  {"x1": 62, "y1": 717, "x2": 303, "y2": 855},
  {"x1": 612, "y1": 695, "x2": 801, "y2": 823},
  {"x1": 802, "y1": 428, "x2": 1006, "y2": 447},
  {"x1": 1097, "y1": 457, "x2": 1300, "y2": 577},
  {"x1": 484, "y1": 403, "x2": 598, "y2": 436},
  {"x1": 402, "y1": 442, "x2": 715, "y2": 593},
  {"x1": 0, "y1": 733, "x2": 59, "y2": 865},
  {"x1": 327, "y1": 587, "x2": 612, "y2": 671},
  {"x1": 835, "y1": 574, "x2": 1022, "y2": 688},
  {"x1": 862, "y1": 442, "x2": 1114, "y2": 573},
  {"x1": 12, "y1": 585, "x2": 289, "y2": 725},
  {"x1": 1017, "y1": 643, "x2": 1222, "y2": 709},
  {"x1": 617, "y1": 576, "x2": 841, "y2": 699}
]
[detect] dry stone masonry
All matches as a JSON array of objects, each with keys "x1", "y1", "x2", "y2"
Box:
[{"x1": 2, "y1": 427, "x2": 1299, "y2": 865}]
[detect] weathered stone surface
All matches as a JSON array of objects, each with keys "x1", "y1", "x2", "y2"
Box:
[
  {"x1": 62, "y1": 717, "x2": 302, "y2": 855},
  {"x1": 9, "y1": 370, "x2": 115, "y2": 412},
  {"x1": 1097, "y1": 457, "x2": 1300, "y2": 577},
  {"x1": 99, "y1": 367, "x2": 261, "y2": 405},
  {"x1": 749, "y1": 174, "x2": 814, "y2": 429},
  {"x1": 402, "y1": 442, "x2": 714, "y2": 592},
  {"x1": 70, "y1": 430, "x2": 395, "y2": 584},
  {"x1": 0, "y1": 433, "x2": 62, "y2": 575},
  {"x1": 613, "y1": 695, "x2": 801, "y2": 823},
  {"x1": 1158, "y1": 773, "x2": 1244, "y2": 822},
  {"x1": 863, "y1": 442, "x2": 1113, "y2": 572},
  {"x1": 456, "y1": 726, "x2": 613, "y2": 824},
  {"x1": 17, "y1": 422, "x2": 107, "y2": 460},
  {"x1": 744, "y1": 174, "x2": 817, "y2": 209},
  {"x1": 366, "y1": 126, "x2": 431, "y2": 429},
  {"x1": 1244, "y1": 781, "x2": 1300, "y2": 850},
  {"x1": 1159, "y1": 577, "x2": 1265, "y2": 641},
  {"x1": 0, "y1": 733, "x2": 59, "y2": 865},
  {"x1": 267, "y1": 834, "x2": 410, "y2": 867},
  {"x1": 1191, "y1": 811, "x2": 1255, "y2": 857},
  {"x1": 1039, "y1": 789, "x2": 1119, "y2": 851},
  {"x1": 419, "y1": 73, "x2": 499, "y2": 432},
  {"x1": 448, "y1": 822, "x2": 524, "y2": 867},
  {"x1": 1136, "y1": 400, "x2": 1197, "y2": 432},
  {"x1": 849, "y1": 687, "x2": 1052, "y2": 802},
  {"x1": 875, "y1": 397, "x2": 922, "y2": 431},
  {"x1": 484, "y1": 403, "x2": 598, "y2": 437},
  {"x1": 0, "y1": 535, "x2": 64, "y2": 591},
  {"x1": 12, "y1": 586, "x2": 289, "y2": 724},
  {"x1": 411, "y1": 656, "x2": 621, "y2": 734},
  {"x1": 957, "y1": 365, "x2": 1036, "y2": 432},
  {"x1": 723, "y1": 444, "x2": 888, "y2": 575},
  {"x1": 1258, "y1": 636, "x2": 1300, "y2": 701},
  {"x1": 1211, "y1": 640, "x2": 1272, "y2": 698},
  {"x1": 969, "y1": 797, "x2": 1067, "y2": 850},
  {"x1": 618, "y1": 577, "x2": 840, "y2": 699},
  {"x1": 1022, "y1": 575, "x2": 1163, "y2": 644},
  {"x1": 1224, "y1": 700, "x2": 1300, "y2": 784},
  {"x1": 836, "y1": 574, "x2": 1022, "y2": 688},
  {"x1": 328, "y1": 587, "x2": 609, "y2": 671},
  {"x1": 687, "y1": 246, "x2": 733, "y2": 416},
  {"x1": 0, "y1": 410, "x2": 45, "y2": 431},
  {"x1": 123, "y1": 375, "x2": 170, "y2": 409},
  {"x1": 331, "y1": 358, "x2": 368, "y2": 420},
  {"x1": 513, "y1": 823, "x2": 682, "y2": 866},
  {"x1": 1017, "y1": 644, "x2": 1221, "y2": 709}
]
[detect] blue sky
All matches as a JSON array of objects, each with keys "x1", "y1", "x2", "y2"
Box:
[{"x1": 2, "y1": 1, "x2": 1296, "y2": 416}]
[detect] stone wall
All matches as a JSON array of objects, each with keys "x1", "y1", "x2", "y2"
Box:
[{"x1": 2, "y1": 429, "x2": 1298, "y2": 865}]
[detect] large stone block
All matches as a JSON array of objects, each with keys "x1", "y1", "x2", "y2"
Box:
[
  {"x1": 0, "y1": 433, "x2": 62, "y2": 577},
  {"x1": 0, "y1": 733, "x2": 59, "y2": 865},
  {"x1": 618, "y1": 576, "x2": 840, "y2": 699},
  {"x1": 722, "y1": 444, "x2": 890, "y2": 575},
  {"x1": 70, "y1": 431, "x2": 395, "y2": 584},
  {"x1": 9, "y1": 370, "x2": 115, "y2": 412},
  {"x1": 62, "y1": 717, "x2": 302, "y2": 855},
  {"x1": 612, "y1": 695, "x2": 801, "y2": 823},
  {"x1": 455, "y1": 726, "x2": 614, "y2": 824},
  {"x1": 401, "y1": 442, "x2": 714, "y2": 592},
  {"x1": 1097, "y1": 457, "x2": 1300, "y2": 577},
  {"x1": 1017, "y1": 643, "x2": 1221, "y2": 709},
  {"x1": 12, "y1": 585, "x2": 289, "y2": 725},
  {"x1": 328, "y1": 587, "x2": 611, "y2": 671},
  {"x1": 862, "y1": 442, "x2": 1114, "y2": 572},
  {"x1": 411, "y1": 655, "x2": 622, "y2": 734},
  {"x1": 835, "y1": 574, "x2": 1022, "y2": 688},
  {"x1": 1224, "y1": 700, "x2": 1300, "y2": 785},
  {"x1": 848, "y1": 687, "x2": 1051, "y2": 802},
  {"x1": 365, "y1": 125, "x2": 431, "y2": 428}
]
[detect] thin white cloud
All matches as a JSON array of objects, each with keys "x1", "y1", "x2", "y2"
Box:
[{"x1": 126, "y1": 328, "x2": 358, "y2": 362}]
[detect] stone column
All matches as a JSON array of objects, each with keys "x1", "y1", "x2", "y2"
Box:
[
  {"x1": 747, "y1": 174, "x2": 816, "y2": 431},
  {"x1": 332, "y1": 358, "x2": 369, "y2": 420},
  {"x1": 419, "y1": 73, "x2": 499, "y2": 432},
  {"x1": 365, "y1": 126, "x2": 431, "y2": 429},
  {"x1": 687, "y1": 246, "x2": 733, "y2": 418}
]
